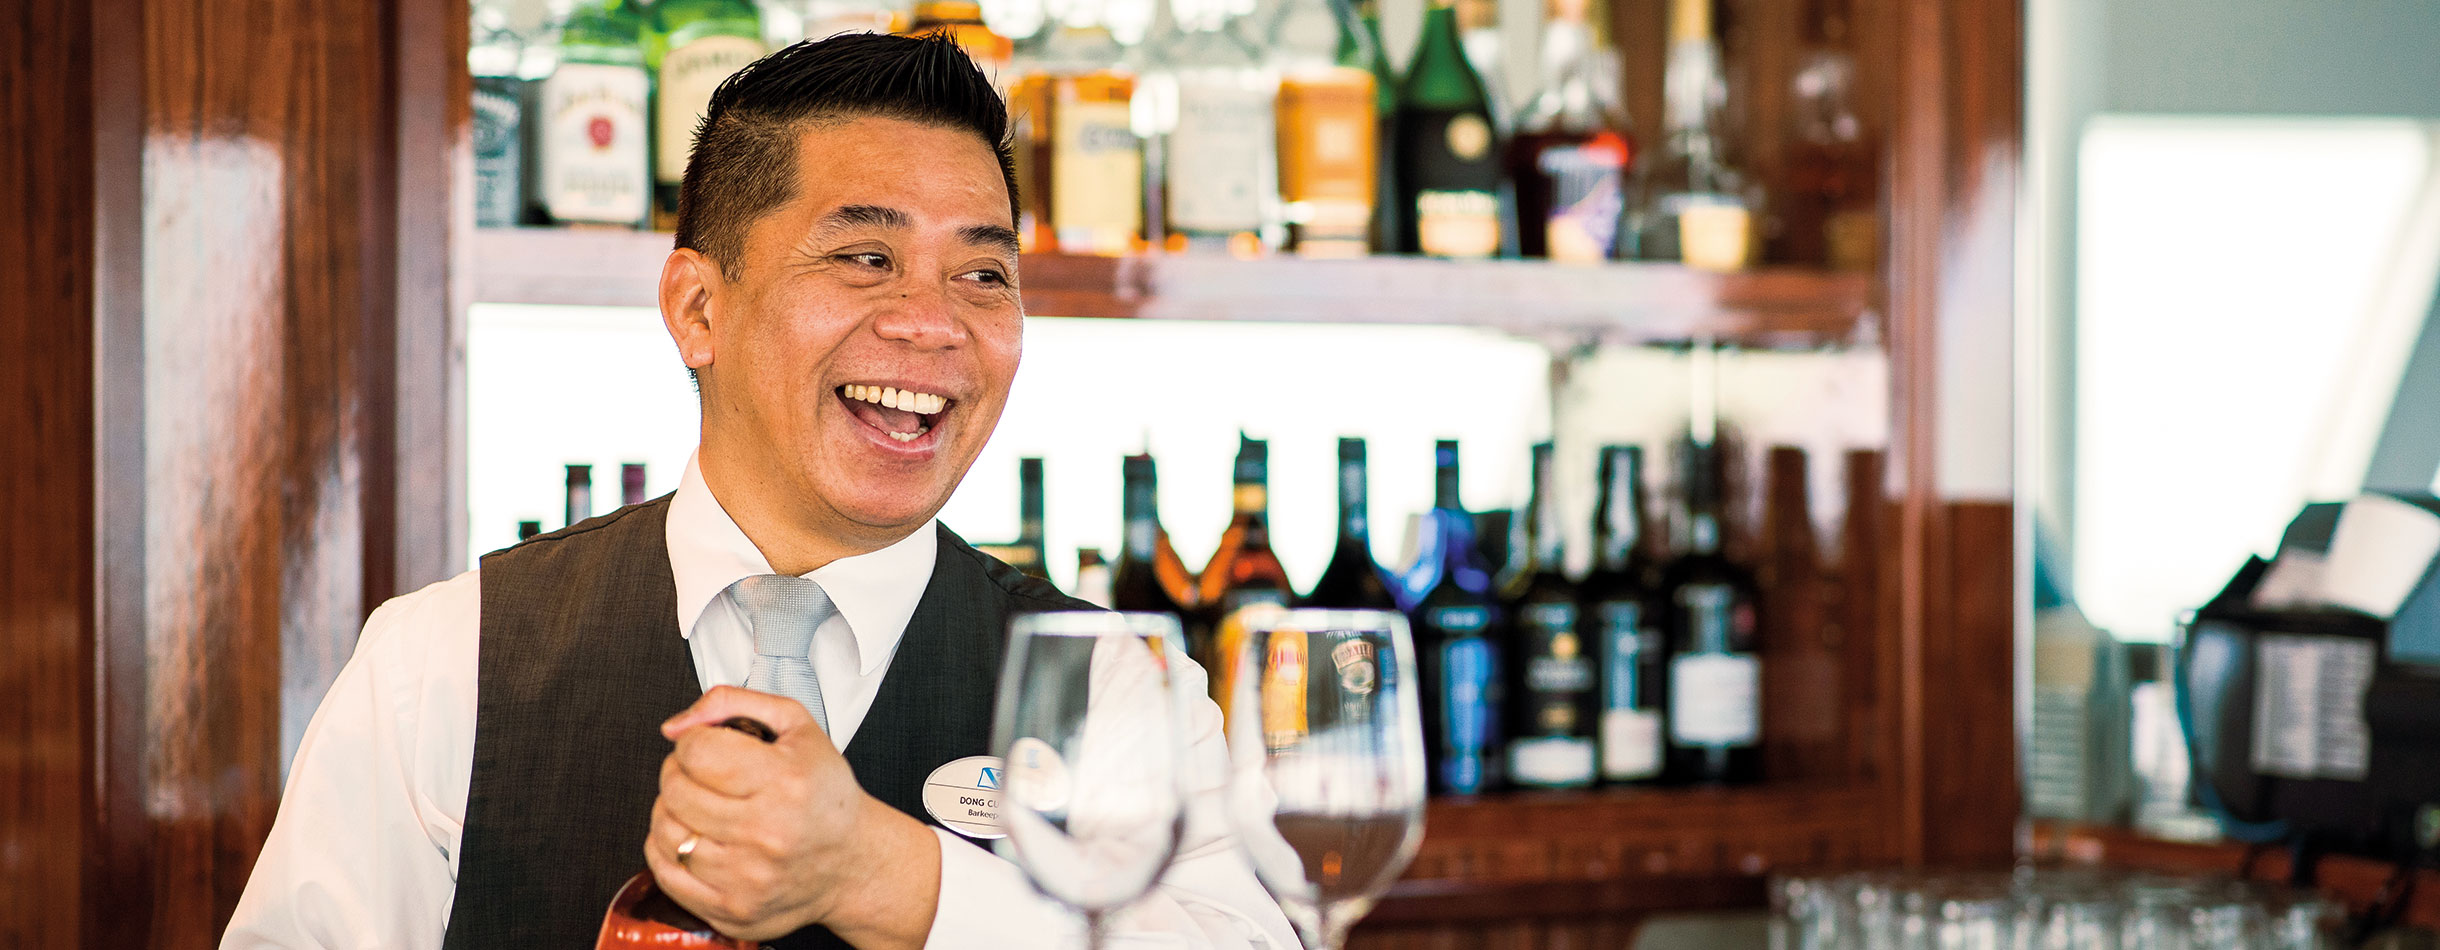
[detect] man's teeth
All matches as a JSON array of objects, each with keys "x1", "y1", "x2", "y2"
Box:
[{"x1": 842, "y1": 384, "x2": 947, "y2": 415}]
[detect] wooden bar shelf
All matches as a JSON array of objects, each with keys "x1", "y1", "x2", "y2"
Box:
[
  {"x1": 470, "y1": 226, "x2": 1874, "y2": 349},
  {"x1": 2027, "y1": 821, "x2": 2440, "y2": 931}
]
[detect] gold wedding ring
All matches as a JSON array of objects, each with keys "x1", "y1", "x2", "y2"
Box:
[{"x1": 676, "y1": 834, "x2": 699, "y2": 866}]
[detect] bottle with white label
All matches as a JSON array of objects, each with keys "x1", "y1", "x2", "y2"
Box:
[
  {"x1": 1010, "y1": 23, "x2": 1141, "y2": 254},
  {"x1": 1624, "y1": 0, "x2": 1757, "y2": 270},
  {"x1": 530, "y1": 0, "x2": 653, "y2": 227},
  {"x1": 1582, "y1": 444, "x2": 1667, "y2": 785},
  {"x1": 1405, "y1": 440, "x2": 1505, "y2": 795},
  {"x1": 1146, "y1": 0, "x2": 1279, "y2": 251},
  {"x1": 1501, "y1": 442, "x2": 1596, "y2": 790},
  {"x1": 471, "y1": 3, "x2": 528, "y2": 229},
  {"x1": 648, "y1": 0, "x2": 766, "y2": 229},
  {"x1": 1660, "y1": 372, "x2": 1763, "y2": 785}
]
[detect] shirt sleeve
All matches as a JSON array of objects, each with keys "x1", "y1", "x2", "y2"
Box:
[
  {"x1": 921, "y1": 648, "x2": 1299, "y2": 950},
  {"x1": 222, "y1": 571, "x2": 483, "y2": 950}
]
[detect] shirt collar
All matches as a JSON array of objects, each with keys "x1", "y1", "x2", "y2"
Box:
[{"x1": 666, "y1": 453, "x2": 939, "y2": 676}]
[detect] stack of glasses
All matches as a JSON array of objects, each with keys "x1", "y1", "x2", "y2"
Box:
[{"x1": 1770, "y1": 867, "x2": 2347, "y2": 950}]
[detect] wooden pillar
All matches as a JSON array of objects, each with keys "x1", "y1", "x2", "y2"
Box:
[{"x1": 0, "y1": 0, "x2": 462, "y2": 945}]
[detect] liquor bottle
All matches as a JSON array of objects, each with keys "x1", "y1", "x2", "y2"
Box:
[
  {"x1": 804, "y1": 0, "x2": 906, "y2": 39},
  {"x1": 1501, "y1": 442, "x2": 1596, "y2": 789},
  {"x1": 530, "y1": 0, "x2": 652, "y2": 227},
  {"x1": 1010, "y1": 23, "x2": 1141, "y2": 254},
  {"x1": 517, "y1": 519, "x2": 544, "y2": 541},
  {"x1": 1199, "y1": 435, "x2": 1295, "y2": 713},
  {"x1": 565, "y1": 463, "x2": 595, "y2": 528},
  {"x1": 1111, "y1": 454, "x2": 1196, "y2": 622},
  {"x1": 1393, "y1": 0, "x2": 1501, "y2": 258},
  {"x1": 618, "y1": 462, "x2": 649, "y2": 506},
  {"x1": 471, "y1": 3, "x2": 528, "y2": 229},
  {"x1": 974, "y1": 457, "x2": 1052, "y2": 579},
  {"x1": 1405, "y1": 440, "x2": 1504, "y2": 794},
  {"x1": 1152, "y1": 4, "x2": 1279, "y2": 253},
  {"x1": 1303, "y1": 438, "x2": 1398, "y2": 609},
  {"x1": 1270, "y1": 0, "x2": 1377, "y2": 258},
  {"x1": 1356, "y1": 0, "x2": 1401, "y2": 254},
  {"x1": 1581, "y1": 444, "x2": 1666, "y2": 784},
  {"x1": 1074, "y1": 547, "x2": 1113, "y2": 608},
  {"x1": 1625, "y1": 0, "x2": 1756, "y2": 271},
  {"x1": 1783, "y1": 0, "x2": 1876, "y2": 271},
  {"x1": 649, "y1": 0, "x2": 766, "y2": 230},
  {"x1": 1661, "y1": 347, "x2": 1763, "y2": 784},
  {"x1": 1506, "y1": 0, "x2": 1634, "y2": 262},
  {"x1": 909, "y1": 1, "x2": 1014, "y2": 88}
]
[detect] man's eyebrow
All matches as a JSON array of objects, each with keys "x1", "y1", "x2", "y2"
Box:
[
  {"x1": 959, "y1": 224, "x2": 1022, "y2": 259},
  {"x1": 815, "y1": 203, "x2": 913, "y2": 233}
]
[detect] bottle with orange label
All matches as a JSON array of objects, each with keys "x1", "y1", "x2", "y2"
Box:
[
  {"x1": 1008, "y1": 20, "x2": 1143, "y2": 255},
  {"x1": 1269, "y1": 0, "x2": 1378, "y2": 258},
  {"x1": 1392, "y1": 0, "x2": 1500, "y2": 258}
]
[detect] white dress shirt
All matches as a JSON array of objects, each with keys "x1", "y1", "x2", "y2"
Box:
[{"x1": 223, "y1": 455, "x2": 1297, "y2": 950}]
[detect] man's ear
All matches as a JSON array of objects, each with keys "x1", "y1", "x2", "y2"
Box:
[{"x1": 661, "y1": 247, "x2": 723, "y2": 377}]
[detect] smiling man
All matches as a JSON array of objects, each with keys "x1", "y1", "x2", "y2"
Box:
[{"x1": 224, "y1": 34, "x2": 1296, "y2": 950}]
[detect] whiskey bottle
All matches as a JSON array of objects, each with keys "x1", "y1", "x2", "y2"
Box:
[
  {"x1": 1010, "y1": 24, "x2": 1141, "y2": 254},
  {"x1": 531, "y1": 0, "x2": 652, "y2": 227},
  {"x1": 649, "y1": 0, "x2": 766, "y2": 229},
  {"x1": 1270, "y1": 0, "x2": 1378, "y2": 257},
  {"x1": 1199, "y1": 435, "x2": 1295, "y2": 714}
]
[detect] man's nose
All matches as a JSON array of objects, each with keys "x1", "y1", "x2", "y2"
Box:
[{"x1": 872, "y1": 281, "x2": 971, "y2": 349}]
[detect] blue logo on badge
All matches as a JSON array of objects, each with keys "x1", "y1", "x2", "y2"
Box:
[{"x1": 977, "y1": 767, "x2": 1001, "y2": 789}]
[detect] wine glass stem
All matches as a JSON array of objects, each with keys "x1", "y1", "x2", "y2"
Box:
[
  {"x1": 1315, "y1": 907, "x2": 1355, "y2": 950},
  {"x1": 1085, "y1": 909, "x2": 1108, "y2": 950}
]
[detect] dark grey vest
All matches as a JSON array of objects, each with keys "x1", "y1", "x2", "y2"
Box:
[{"x1": 442, "y1": 496, "x2": 1086, "y2": 949}]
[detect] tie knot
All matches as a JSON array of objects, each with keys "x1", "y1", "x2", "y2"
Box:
[{"x1": 726, "y1": 574, "x2": 837, "y2": 660}]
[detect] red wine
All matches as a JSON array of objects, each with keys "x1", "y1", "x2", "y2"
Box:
[{"x1": 1271, "y1": 812, "x2": 1417, "y2": 904}]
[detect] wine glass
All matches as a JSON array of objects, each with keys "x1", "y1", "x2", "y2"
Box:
[
  {"x1": 991, "y1": 611, "x2": 1194, "y2": 949},
  {"x1": 1222, "y1": 608, "x2": 1427, "y2": 950}
]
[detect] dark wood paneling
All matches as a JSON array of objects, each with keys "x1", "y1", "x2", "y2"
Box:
[
  {"x1": 1, "y1": 0, "x2": 102, "y2": 946},
  {"x1": 8, "y1": 0, "x2": 458, "y2": 946}
]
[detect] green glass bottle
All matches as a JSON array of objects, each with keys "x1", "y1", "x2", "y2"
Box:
[
  {"x1": 531, "y1": 0, "x2": 653, "y2": 226},
  {"x1": 648, "y1": 0, "x2": 765, "y2": 229},
  {"x1": 1394, "y1": 0, "x2": 1500, "y2": 258}
]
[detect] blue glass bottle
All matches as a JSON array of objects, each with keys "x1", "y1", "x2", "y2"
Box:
[{"x1": 1403, "y1": 439, "x2": 1505, "y2": 795}]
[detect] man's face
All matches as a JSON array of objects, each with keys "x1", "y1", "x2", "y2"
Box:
[{"x1": 690, "y1": 116, "x2": 1022, "y2": 547}]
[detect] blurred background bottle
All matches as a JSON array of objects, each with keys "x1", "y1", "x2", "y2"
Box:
[
  {"x1": 1626, "y1": 0, "x2": 1756, "y2": 271},
  {"x1": 527, "y1": 0, "x2": 653, "y2": 228},
  {"x1": 1393, "y1": 0, "x2": 1500, "y2": 258},
  {"x1": 1407, "y1": 439, "x2": 1505, "y2": 794},
  {"x1": 1502, "y1": 442, "x2": 1596, "y2": 790},
  {"x1": 1583, "y1": 444, "x2": 1666, "y2": 785},
  {"x1": 648, "y1": 0, "x2": 767, "y2": 229},
  {"x1": 1780, "y1": 0, "x2": 1876, "y2": 271},
  {"x1": 1270, "y1": 0, "x2": 1379, "y2": 258},
  {"x1": 471, "y1": 2, "x2": 529, "y2": 229},
  {"x1": 1505, "y1": 0, "x2": 1632, "y2": 263},
  {"x1": 1305, "y1": 438, "x2": 1399, "y2": 609}
]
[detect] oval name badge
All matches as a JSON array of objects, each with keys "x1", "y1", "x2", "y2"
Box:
[{"x1": 921, "y1": 755, "x2": 1007, "y2": 840}]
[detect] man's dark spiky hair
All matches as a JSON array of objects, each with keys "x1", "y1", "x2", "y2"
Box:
[{"x1": 672, "y1": 32, "x2": 1018, "y2": 279}]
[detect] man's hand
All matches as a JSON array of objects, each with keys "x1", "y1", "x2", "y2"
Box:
[{"x1": 645, "y1": 686, "x2": 943, "y2": 948}]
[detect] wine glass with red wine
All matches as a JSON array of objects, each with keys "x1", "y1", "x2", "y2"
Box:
[
  {"x1": 991, "y1": 611, "x2": 1194, "y2": 949},
  {"x1": 1223, "y1": 608, "x2": 1427, "y2": 950}
]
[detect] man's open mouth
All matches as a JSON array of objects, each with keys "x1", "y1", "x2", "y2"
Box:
[{"x1": 838, "y1": 384, "x2": 951, "y2": 442}]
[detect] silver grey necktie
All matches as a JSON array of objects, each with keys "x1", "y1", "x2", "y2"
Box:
[{"x1": 725, "y1": 574, "x2": 836, "y2": 734}]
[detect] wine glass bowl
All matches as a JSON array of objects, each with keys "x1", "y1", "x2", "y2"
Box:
[
  {"x1": 1223, "y1": 608, "x2": 1427, "y2": 950},
  {"x1": 991, "y1": 611, "x2": 1195, "y2": 945}
]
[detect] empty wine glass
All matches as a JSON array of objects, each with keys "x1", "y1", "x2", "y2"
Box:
[
  {"x1": 1222, "y1": 608, "x2": 1427, "y2": 950},
  {"x1": 991, "y1": 611, "x2": 1195, "y2": 949}
]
